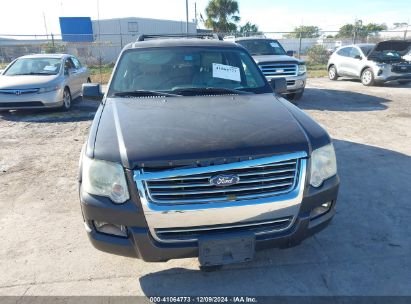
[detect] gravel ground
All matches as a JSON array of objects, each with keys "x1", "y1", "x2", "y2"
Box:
[{"x1": 0, "y1": 78, "x2": 410, "y2": 296}]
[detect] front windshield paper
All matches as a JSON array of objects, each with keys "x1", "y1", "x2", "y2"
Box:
[
  {"x1": 270, "y1": 42, "x2": 280, "y2": 48},
  {"x1": 44, "y1": 65, "x2": 57, "y2": 72},
  {"x1": 212, "y1": 63, "x2": 241, "y2": 82}
]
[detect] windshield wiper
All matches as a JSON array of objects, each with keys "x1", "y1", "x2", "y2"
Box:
[
  {"x1": 113, "y1": 90, "x2": 181, "y2": 97},
  {"x1": 169, "y1": 87, "x2": 252, "y2": 96},
  {"x1": 12, "y1": 72, "x2": 55, "y2": 76}
]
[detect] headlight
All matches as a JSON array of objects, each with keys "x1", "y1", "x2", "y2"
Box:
[
  {"x1": 298, "y1": 64, "x2": 307, "y2": 75},
  {"x1": 82, "y1": 156, "x2": 129, "y2": 204},
  {"x1": 38, "y1": 85, "x2": 61, "y2": 93},
  {"x1": 310, "y1": 144, "x2": 337, "y2": 187}
]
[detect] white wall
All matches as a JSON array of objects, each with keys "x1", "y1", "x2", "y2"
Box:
[{"x1": 91, "y1": 17, "x2": 197, "y2": 62}]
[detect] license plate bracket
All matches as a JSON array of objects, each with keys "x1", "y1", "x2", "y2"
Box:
[{"x1": 198, "y1": 233, "x2": 255, "y2": 266}]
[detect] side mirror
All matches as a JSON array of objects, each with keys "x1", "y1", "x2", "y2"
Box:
[
  {"x1": 270, "y1": 78, "x2": 287, "y2": 94},
  {"x1": 64, "y1": 67, "x2": 70, "y2": 75},
  {"x1": 286, "y1": 50, "x2": 295, "y2": 57},
  {"x1": 354, "y1": 55, "x2": 362, "y2": 60},
  {"x1": 82, "y1": 83, "x2": 104, "y2": 101}
]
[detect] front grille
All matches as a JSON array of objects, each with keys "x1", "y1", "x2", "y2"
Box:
[
  {"x1": 391, "y1": 64, "x2": 411, "y2": 73},
  {"x1": 0, "y1": 101, "x2": 44, "y2": 108},
  {"x1": 259, "y1": 62, "x2": 298, "y2": 77},
  {"x1": 155, "y1": 217, "x2": 293, "y2": 242},
  {"x1": 0, "y1": 88, "x2": 39, "y2": 95},
  {"x1": 139, "y1": 157, "x2": 301, "y2": 205}
]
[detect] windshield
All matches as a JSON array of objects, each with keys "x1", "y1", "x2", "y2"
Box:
[
  {"x1": 359, "y1": 45, "x2": 374, "y2": 56},
  {"x1": 109, "y1": 46, "x2": 270, "y2": 96},
  {"x1": 236, "y1": 40, "x2": 286, "y2": 56},
  {"x1": 4, "y1": 58, "x2": 62, "y2": 76}
]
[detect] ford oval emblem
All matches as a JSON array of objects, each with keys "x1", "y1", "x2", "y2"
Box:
[{"x1": 209, "y1": 174, "x2": 240, "y2": 187}]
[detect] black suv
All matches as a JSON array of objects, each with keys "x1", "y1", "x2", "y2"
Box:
[{"x1": 79, "y1": 34, "x2": 339, "y2": 268}]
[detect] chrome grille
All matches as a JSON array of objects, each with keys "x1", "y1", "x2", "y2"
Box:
[
  {"x1": 137, "y1": 155, "x2": 301, "y2": 205},
  {"x1": 259, "y1": 63, "x2": 298, "y2": 77}
]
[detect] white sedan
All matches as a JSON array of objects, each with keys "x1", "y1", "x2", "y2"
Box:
[{"x1": 0, "y1": 54, "x2": 90, "y2": 111}]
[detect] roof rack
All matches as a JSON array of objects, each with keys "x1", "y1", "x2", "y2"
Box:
[{"x1": 136, "y1": 33, "x2": 223, "y2": 42}]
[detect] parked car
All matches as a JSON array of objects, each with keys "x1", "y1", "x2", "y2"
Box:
[
  {"x1": 327, "y1": 40, "x2": 411, "y2": 86},
  {"x1": 235, "y1": 37, "x2": 307, "y2": 100},
  {"x1": 0, "y1": 54, "x2": 90, "y2": 111},
  {"x1": 79, "y1": 34, "x2": 339, "y2": 269}
]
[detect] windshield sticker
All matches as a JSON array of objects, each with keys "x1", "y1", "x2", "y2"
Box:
[
  {"x1": 44, "y1": 65, "x2": 58, "y2": 71},
  {"x1": 270, "y1": 42, "x2": 280, "y2": 48},
  {"x1": 212, "y1": 63, "x2": 241, "y2": 82}
]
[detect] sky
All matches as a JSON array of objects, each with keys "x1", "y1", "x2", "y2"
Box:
[{"x1": 1, "y1": 0, "x2": 410, "y2": 36}]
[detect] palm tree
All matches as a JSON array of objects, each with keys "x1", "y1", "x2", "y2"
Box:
[{"x1": 205, "y1": 0, "x2": 240, "y2": 33}]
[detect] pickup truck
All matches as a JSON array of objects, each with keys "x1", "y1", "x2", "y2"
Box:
[
  {"x1": 235, "y1": 37, "x2": 307, "y2": 100},
  {"x1": 79, "y1": 34, "x2": 339, "y2": 269}
]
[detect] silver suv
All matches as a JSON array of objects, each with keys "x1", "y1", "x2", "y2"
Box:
[
  {"x1": 236, "y1": 37, "x2": 307, "y2": 100},
  {"x1": 327, "y1": 40, "x2": 411, "y2": 86}
]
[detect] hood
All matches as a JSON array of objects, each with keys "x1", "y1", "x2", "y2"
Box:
[
  {"x1": 92, "y1": 94, "x2": 310, "y2": 169},
  {"x1": 368, "y1": 40, "x2": 411, "y2": 59},
  {"x1": 0, "y1": 75, "x2": 59, "y2": 89},
  {"x1": 252, "y1": 55, "x2": 300, "y2": 64}
]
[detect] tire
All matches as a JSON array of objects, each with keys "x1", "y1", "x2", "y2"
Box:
[
  {"x1": 398, "y1": 80, "x2": 410, "y2": 85},
  {"x1": 361, "y1": 68, "x2": 375, "y2": 86},
  {"x1": 287, "y1": 89, "x2": 304, "y2": 101},
  {"x1": 328, "y1": 65, "x2": 338, "y2": 80},
  {"x1": 61, "y1": 87, "x2": 72, "y2": 111}
]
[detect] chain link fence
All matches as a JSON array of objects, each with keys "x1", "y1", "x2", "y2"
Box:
[{"x1": 1, "y1": 30, "x2": 410, "y2": 82}]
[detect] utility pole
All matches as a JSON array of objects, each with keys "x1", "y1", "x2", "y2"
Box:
[
  {"x1": 195, "y1": 2, "x2": 198, "y2": 29},
  {"x1": 186, "y1": 0, "x2": 189, "y2": 35},
  {"x1": 43, "y1": 12, "x2": 49, "y2": 40},
  {"x1": 353, "y1": 19, "x2": 362, "y2": 44}
]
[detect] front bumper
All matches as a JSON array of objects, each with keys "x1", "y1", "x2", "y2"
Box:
[
  {"x1": 0, "y1": 89, "x2": 64, "y2": 110},
  {"x1": 266, "y1": 74, "x2": 307, "y2": 94},
  {"x1": 372, "y1": 66, "x2": 411, "y2": 83},
  {"x1": 80, "y1": 171, "x2": 339, "y2": 262}
]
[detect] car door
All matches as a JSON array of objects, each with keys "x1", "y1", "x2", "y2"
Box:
[
  {"x1": 346, "y1": 47, "x2": 363, "y2": 77},
  {"x1": 334, "y1": 47, "x2": 351, "y2": 76},
  {"x1": 71, "y1": 56, "x2": 88, "y2": 87},
  {"x1": 64, "y1": 57, "x2": 82, "y2": 97}
]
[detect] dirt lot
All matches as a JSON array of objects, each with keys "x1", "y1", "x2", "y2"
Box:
[{"x1": 0, "y1": 78, "x2": 410, "y2": 296}]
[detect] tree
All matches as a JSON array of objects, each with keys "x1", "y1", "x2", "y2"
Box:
[
  {"x1": 205, "y1": 0, "x2": 240, "y2": 33},
  {"x1": 285, "y1": 26, "x2": 320, "y2": 38},
  {"x1": 336, "y1": 24, "x2": 355, "y2": 38},
  {"x1": 336, "y1": 23, "x2": 387, "y2": 38},
  {"x1": 239, "y1": 22, "x2": 260, "y2": 35}
]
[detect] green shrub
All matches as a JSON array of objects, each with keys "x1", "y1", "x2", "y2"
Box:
[{"x1": 306, "y1": 45, "x2": 329, "y2": 65}]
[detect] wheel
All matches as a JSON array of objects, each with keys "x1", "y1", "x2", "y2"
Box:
[
  {"x1": 398, "y1": 80, "x2": 410, "y2": 85},
  {"x1": 287, "y1": 89, "x2": 304, "y2": 101},
  {"x1": 61, "y1": 87, "x2": 72, "y2": 111},
  {"x1": 361, "y1": 68, "x2": 375, "y2": 86},
  {"x1": 328, "y1": 65, "x2": 338, "y2": 80}
]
